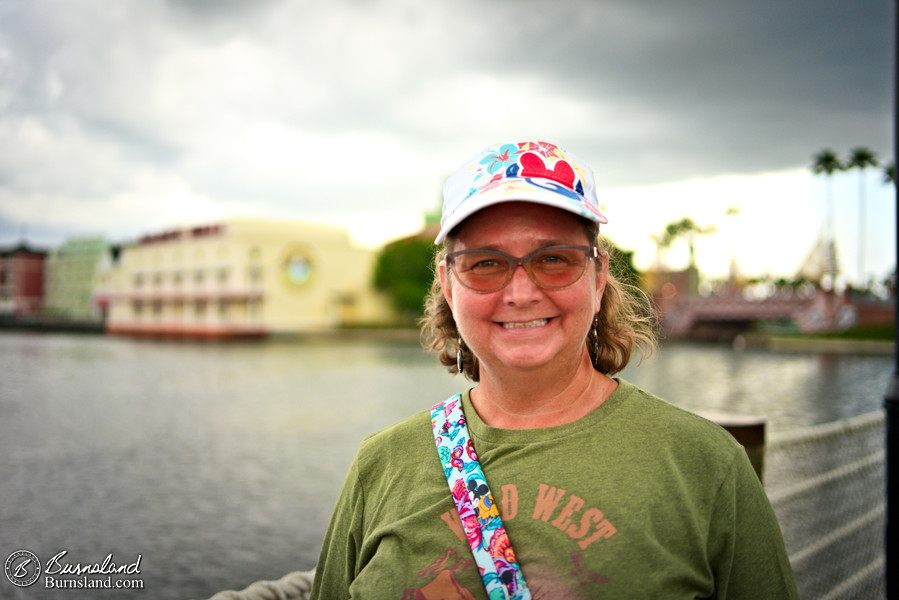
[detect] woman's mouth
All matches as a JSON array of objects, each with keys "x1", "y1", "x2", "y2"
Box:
[{"x1": 501, "y1": 318, "x2": 550, "y2": 329}]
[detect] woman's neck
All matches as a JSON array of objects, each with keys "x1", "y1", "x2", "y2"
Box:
[{"x1": 470, "y1": 351, "x2": 617, "y2": 429}]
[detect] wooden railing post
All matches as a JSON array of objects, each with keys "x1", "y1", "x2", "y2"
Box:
[{"x1": 698, "y1": 410, "x2": 767, "y2": 482}]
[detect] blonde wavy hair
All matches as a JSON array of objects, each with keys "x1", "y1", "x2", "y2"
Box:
[{"x1": 420, "y1": 218, "x2": 659, "y2": 381}]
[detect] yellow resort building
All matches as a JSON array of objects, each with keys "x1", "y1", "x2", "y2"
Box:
[{"x1": 98, "y1": 218, "x2": 394, "y2": 338}]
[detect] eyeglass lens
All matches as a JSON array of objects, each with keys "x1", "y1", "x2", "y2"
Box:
[{"x1": 450, "y1": 245, "x2": 594, "y2": 292}]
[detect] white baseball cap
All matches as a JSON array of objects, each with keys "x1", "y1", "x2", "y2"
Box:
[{"x1": 436, "y1": 140, "x2": 607, "y2": 244}]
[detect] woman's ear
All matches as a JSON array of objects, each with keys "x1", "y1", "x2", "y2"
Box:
[{"x1": 439, "y1": 261, "x2": 454, "y2": 311}]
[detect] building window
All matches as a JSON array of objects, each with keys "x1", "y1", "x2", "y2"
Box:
[
  {"x1": 248, "y1": 266, "x2": 263, "y2": 287},
  {"x1": 283, "y1": 249, "x2": 314, "y2": 287}
]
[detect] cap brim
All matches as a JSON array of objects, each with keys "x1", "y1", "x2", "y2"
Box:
[{"x1": 435, "y1": 180, "x2": 607, "y2": 244}]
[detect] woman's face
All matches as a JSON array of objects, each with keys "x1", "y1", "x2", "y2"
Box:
[{"x1": 439, "y1": 202, "x2": 607, "y2": 378}]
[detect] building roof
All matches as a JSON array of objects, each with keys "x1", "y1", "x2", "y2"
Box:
[{"x1": 0, "y1": 241, "x2": 49, "y2": 258}]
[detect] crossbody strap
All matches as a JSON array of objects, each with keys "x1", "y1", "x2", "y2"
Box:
[{"x1": 431, "y1": 394, "x2": 531, "y2": 600}]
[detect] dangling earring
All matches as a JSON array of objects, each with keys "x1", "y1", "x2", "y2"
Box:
[
  {"x1": 457, "y1": 337, "x2": 465, "y2": 373},
  {"x1": 591, "y1": 317, "x2": 599, "y2": 368}
]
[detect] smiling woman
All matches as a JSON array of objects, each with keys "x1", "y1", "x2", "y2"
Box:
[
  {"x1": 312, "y1": 141, "x2": 801, "y2": 600},
  {"x1": 437, "y1": 202, "x2": 611, "y2": 412}
]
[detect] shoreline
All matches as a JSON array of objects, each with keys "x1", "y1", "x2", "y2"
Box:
[
  {"x1": 1, "y1": 321, "x2": 895, "y2": 355},
  {"x1": 742, "y1": 333, "x2": 894, "y2": 356}
]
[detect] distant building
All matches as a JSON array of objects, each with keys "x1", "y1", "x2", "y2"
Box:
[
  {"x1": 796, "y1": 234, "x2": 840, "y2": 287},
  {"x1": 0, "y1": 242, "x2": 47, "y2": 318},
  {"x1": 644, "y1": 262, "x2": 894, "y2": 340},
  {"x1": 99, "y1": 219, "x2": 394, "y2": 338},
  {"x1": 43, "y1": 237, "x2": 114, "y2": 322}
]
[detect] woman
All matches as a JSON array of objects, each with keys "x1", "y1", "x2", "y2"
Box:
[{"x1": 312, "y1": 141, "x2": 799, "y2": 599}]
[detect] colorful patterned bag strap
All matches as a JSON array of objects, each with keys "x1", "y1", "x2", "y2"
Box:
[{"x1": 431, "y1": 394, "x2": 531, "y2": 600}]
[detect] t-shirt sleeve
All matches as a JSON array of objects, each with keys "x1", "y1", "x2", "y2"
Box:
[
  {"x1": 311, "y1": 455, "x2": 365, "y2": 600},
  {"x1": 709, "y1": 448, "x2": 800, "y2": 599}
]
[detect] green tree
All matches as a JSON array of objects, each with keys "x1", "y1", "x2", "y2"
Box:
[
  {"x1": 846, "y1": 147, "x2": 878, "y2": 285},
  {"x1": 811, "y1": 148, "x2": 845, "y2": 242},
  {"x1": 373, "y1": 237, "x2": 437, "y2": 322},
  {"x1": 884, "y1": 161, "x2": 895, "y2": 184}
]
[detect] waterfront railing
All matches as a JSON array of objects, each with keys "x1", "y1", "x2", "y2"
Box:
[{"x1": 767, "y1": 410, "x2": 886, "y2": 600}]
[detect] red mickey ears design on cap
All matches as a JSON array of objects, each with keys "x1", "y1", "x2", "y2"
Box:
[{"x1": 519, "y1": 152, "x2": 576, "y2": 190}]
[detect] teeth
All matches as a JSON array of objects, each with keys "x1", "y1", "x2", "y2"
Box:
[{"x1": 502, "y1": 319, "x2": 548, "y2": 329}]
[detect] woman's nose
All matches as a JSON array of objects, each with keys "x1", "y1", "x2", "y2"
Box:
[{"x1": 502, "y1": 263, "x2": 542, "y2": 304}]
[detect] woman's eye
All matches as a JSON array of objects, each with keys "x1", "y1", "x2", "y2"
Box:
[
  {"x1": 536, "y1": 253, "x2": 566, "y2": 264},
  {"x1": 472, "y1": 258, "x2": 501, "y2": 269}
]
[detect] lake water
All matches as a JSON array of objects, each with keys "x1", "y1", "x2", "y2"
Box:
[{"x1": 0, "y1": 332, "x2": 893, "y2": 599}]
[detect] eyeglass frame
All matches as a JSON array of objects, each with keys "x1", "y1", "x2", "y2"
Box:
[{"x1": 445, "y1": 244, "x2": 601, "y2": 294}]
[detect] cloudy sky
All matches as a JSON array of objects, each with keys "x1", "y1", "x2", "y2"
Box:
[{"x1": 0, "y1": 0, "x2": 894, "y2": 283}]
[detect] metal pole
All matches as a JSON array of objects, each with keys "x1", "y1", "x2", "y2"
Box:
[{"x1": 885, "y1": 3, "x2": 899, "y2": 597}]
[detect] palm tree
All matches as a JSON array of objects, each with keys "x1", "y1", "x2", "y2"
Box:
[
  {"x1": 811, "y1": 149, "x2": 845, "y2": 243},
  {"x1": 846, "y1": 147, "x2": 878, "y2": 286},
  {"x1": 655, "y1": 217, "x2": 717, "y2": 266},
  {"x1": 650, "y1": 217, "x2": 716, "y2": 297}
]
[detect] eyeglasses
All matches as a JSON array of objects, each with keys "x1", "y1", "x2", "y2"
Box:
[{"x1": 446, "y1": 245, "x2": 599, "y2": 293}]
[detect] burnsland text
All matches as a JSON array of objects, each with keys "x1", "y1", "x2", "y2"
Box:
[{"x1": 45, "y1": 551, "x2": 142, "y2": 576}]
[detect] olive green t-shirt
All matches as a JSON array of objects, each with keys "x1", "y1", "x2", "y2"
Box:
[{"x1": 312, "y1": 379, "x2": 798, "y2": 599}]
